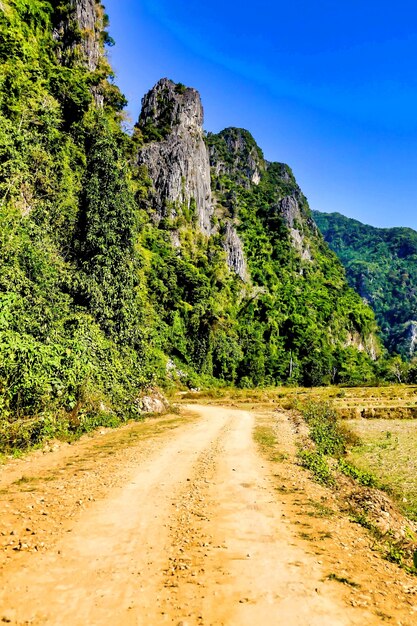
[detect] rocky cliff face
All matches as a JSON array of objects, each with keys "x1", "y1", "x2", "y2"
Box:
[
  {"x1": 208, "y1": 129, "x2": 314, "y2": 264},
  {"x1": 135, "y1": 85, "x2": 316, "y2": 280},
  {"x1": 277, "y1": 193, "x2": 312, "y2": 261},
  {"x1": 389, "y1": 320, "x2": 417, "y2": 358},
  {"x1": 136, "y1": 79, "x2": 213, "y2": 236},
  {"x1": 52, "y1": 0, "x2": 104, "y2": 105},
  {"x1": 208, "y1": 128, "x2": 265, "y2": 188},
  {"x1": 406, "y1": 321, "x2": 417, "y2": 356},
  {"x1": 222, "y1": 221, "x2": 247, "y2": 281},
  {"x1": 70, "y1": 0, "x2": 102, "y2": 71},
  {"x1": 53, "y1": 0, "x2": 102, "y2": 71},
  {"x1": 133, "y1": 80, "x2": 379, "y2": 379}
]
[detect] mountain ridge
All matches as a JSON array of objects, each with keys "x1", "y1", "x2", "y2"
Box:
[{"x1": 313, "y1": 210, "x2": 417, "y2": 358}]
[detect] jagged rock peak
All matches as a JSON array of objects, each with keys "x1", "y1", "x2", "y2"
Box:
[
  {"x1": 208, "y1": 127, "x2": 265, "y2": 188},
  {"x1": 220, "y1": 128, "x2": 264, "y2": 163},
  {"x1": 138, "y1": 78, "x2": 204, "y2": 142},
  {"x1": 136, "y1": 79, "x2": 213, "y2": 235}
]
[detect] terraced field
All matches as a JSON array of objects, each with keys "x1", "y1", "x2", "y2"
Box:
[{"x1": 181, "y1": 385, "x2": 417, "y2": 419}]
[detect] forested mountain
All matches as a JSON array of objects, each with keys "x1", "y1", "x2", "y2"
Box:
[
  {"x1": 313, "y1": 211, "x2": 417, "y2": 359},
  {"x1": 0, "y1": 0, "x2": 380, "y2": 448}
]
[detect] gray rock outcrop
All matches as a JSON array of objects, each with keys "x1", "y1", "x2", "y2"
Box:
[
  {"x1": 407, "y1": 321, "x2": 417, "y2": 356},
  {"x1": 52, "y1": 0, "x2": 104, "y2": 105},
  {"x1": 209, "y1": 127, "x2": 264, "y2": 188},
  {"x1": 137, "y1": 79, "x2": 213, "y2": 236},
  {"x1": 53, "y1": 0, "x2": 102, "y2": 71},
  {"x1": 135, "y1": 388, "x2": 170, "y2": 414},
  {"x1": 395, "y1": 320, "x2": 417, "y2": 357},
  {"x1": 278, "y1": 194, "x2": 312, "y2": 261},
  {"x1": 70, "y1": 0, "x2": 102, "y2": 71},
  {"x1": 222, "y1": 221, "x2": 248, "y2": 281}
]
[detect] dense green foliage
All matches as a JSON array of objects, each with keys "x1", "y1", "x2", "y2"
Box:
[
  {"x1": 74, "y1": 117, "x2": 141, "y2": 345},
  {"x1": 302, "y1": 401, "x2": 348, "y2": 457},
  {"x1": 0, "y1": 1, "x2": 383, "y2": 451},
  {"x1": 298, "y1": 401, "x2": 346, "y2": 485},
  {"x1": 0, "y1": 0, "x2": 154, "y2": 450},
  {"x1": 298, "y1": 401, "x2": 376, "y2": 487},
  {"x1": 207, "y1": 130, "x2": 379, "y2": 386},
  {"x1": 140, "y1": 222, "x2": 243, "y2": 384},
  {"x1": 313, "y1": 211, "x2": 417, "y2": 359}
]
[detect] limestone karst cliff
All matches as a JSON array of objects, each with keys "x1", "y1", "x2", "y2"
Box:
[
  {"x1": 136, "y1": 78, "x2": 213, "y2": 236},
  {"x1": 136, "y1": 79, "x2": 379, "y2": 385},
  {"x1": 53, "y1": 0, "x2": 102, "y2": 70},
  {"x1": 208, "y1": 127, "x2": 265, "y2": 188},
  {"x1": 221, "y1": 221, "x2": 248, "y2": 281},
  {"x1": 52, "y1": 0, "x2": 119, "y2": 108},
  {"x1": 207, "y1": 128, "x2": 316, "y2": 265},
  {"x1": 136, "y1": 79, "x2": 249, "y2": 279}
]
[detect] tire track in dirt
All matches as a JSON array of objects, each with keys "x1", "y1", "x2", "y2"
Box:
[
  {"x1": 159, "y1": 418, "x2": 230, "y2": 624},
  {"x1": 0, "y1": 411, "x2": 230, "y2": 625},
  {"x1": 0, "y1": 406, "x2": 381, "y2": 625}
]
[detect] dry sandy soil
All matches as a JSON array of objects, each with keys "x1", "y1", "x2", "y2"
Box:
[{"x1": 0, "y1": 405, "x2": 417, "y2": 625}]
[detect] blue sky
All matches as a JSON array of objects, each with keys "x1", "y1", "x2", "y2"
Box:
[{"x1": 104, "y1": 0, "x2": 417, "y2": 229}]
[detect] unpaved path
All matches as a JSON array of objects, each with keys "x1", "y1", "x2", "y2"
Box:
[{"x1": 0, "y1": 406, "x2": 412, "y2": 624}]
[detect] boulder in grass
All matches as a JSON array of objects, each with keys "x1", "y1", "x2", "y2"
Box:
[{"x1": 136, "y1": 388, "x2": 170, "y2": 415}]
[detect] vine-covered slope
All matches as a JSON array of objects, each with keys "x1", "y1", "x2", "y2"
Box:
[{"x1": 206, "y1": 129, "x2": 379, "y2": 386}]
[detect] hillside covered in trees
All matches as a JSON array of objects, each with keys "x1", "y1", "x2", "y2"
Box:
[
  {"x1": 313, "y1": 211, "x2": 417, "y2": 360},
  {"x1": 0, "y1": 0, "x2": 381, "y2": 449}
]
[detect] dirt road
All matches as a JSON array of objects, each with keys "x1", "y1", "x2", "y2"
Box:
[{"x1": 0, "y1": 406, "x2": 413, "y2": 624}]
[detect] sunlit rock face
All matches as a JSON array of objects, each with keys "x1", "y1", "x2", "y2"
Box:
[{"x1": 137, "y1": 78, "x2": 213, "y2": 236}]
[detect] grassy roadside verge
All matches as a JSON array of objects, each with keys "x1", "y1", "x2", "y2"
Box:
[
  {"x1": 0, "y1": 391, "x2": 180, "y2": 462},
  {"x1": 253, "y1": 425, "x2": 287, "y2": 463},
  {"x1": 295, "y1": 401, "x2": 417, "y2": 574},
  {"x1": 346, "y1": 419, "x2": 417, "y2": 522},
  {"x1": 250, "y1": 399, "x2": 417, "y2": 576}
]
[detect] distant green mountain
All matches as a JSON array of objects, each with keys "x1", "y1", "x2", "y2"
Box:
[{"x1": 313, "y1": 211, "x2": 417, "y2": 358}]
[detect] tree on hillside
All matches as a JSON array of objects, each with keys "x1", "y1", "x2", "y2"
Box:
[{"x1": 74, "y1": 115, "x2": 140, "y2": 347}]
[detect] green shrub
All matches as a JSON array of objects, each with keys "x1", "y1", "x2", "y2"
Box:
[
  {"x1": 298, "y1": 450, "x2": 335, "y2": 486},
  {"x1": 338, "y1": 458, "x2": 378, "y2": 487},
  {"x1": 301, "y1": 401, "x2": 347, "y2": 457}
]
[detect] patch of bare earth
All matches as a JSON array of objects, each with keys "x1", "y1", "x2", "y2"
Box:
[{"x1": 0, "y1": 405, "x2": 414, "y2": 624}]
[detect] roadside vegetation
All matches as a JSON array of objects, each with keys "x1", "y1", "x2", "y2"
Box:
[
  {"x1": 347, "y1": 420, "x2": 417, "y2": 522},
  {"x1": 293, "y1": 400, "x2": 417, "y2": 575},
  {"x1": 195, "y1": 385, "x2": 417, "y2": 575}
]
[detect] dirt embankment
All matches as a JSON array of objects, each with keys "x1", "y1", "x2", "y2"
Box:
[{"x1": 0, "y1": 405, "x2": 416, "y2": 625}]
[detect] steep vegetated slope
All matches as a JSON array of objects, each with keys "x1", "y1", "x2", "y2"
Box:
[
  {"x1": 134, "y1": 78, "x2": 379, "y2": 387},
  {"x1": 0, "y1": 0, "x2": 153, "y2": 447},
  {"x1": 0, "y1": 1, "x2": 379, "y2": 448},
  {"x1": 313, "y1": 211, "x2": 417, "y2": 359}
]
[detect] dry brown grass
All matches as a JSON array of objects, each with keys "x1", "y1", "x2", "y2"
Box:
[{"x1": 179, "y1": 385, "x2": 417, "y2": 418}]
